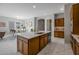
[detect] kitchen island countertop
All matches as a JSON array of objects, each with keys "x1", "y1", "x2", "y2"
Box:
[{"x1": 17, "y1": 31, "x2": 51, "y2": 39}]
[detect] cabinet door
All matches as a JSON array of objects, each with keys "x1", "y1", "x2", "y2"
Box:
[
  {"x1": 59, "y1": 31, "x2": 64, "y2": 38},
  {"x1": 23, "y1": 41, "x2": 28, "y2": 55},
  {"x1": 72, "y1": 4, "x2": 79, "y2": 34},
  {"x1": 76, "y1": 42, "x2": 79, "y2": 55},
  {"x1": 29, "y1": 37, "x2": 39, "y2": 55},
  {"x1": 17, "y1": 39, "x2": 23, "y2": 53},
  {"x1": 44, "y1": 34, "x2": 48, "y2": 46},
  {"x1": 54, "y1": 31, "x2": 64, "y2": 38},
  {"x1": 54, "y1": 31, "x2": 59, "y2": 37},
  {"x1": 72, "y1": 38, "x2": 76, "y2": 54},
  {"x1": 55, "y1": 18, "x2": 64, "y2": 27},
  {"x1": 39, "y1": 35, "x2": 45, "y2": 50}
]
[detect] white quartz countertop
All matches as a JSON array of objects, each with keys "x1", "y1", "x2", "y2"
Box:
[
  {"x1": 17, "y1": 31, "x2": 51, "y2": 39},
  {"x1": 72, "y1": 34, "x2": 79, "y2": 43}
]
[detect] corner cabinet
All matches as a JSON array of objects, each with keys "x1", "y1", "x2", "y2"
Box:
[{"x1": 17, "y1": 36, "x2": 28, "y2": 55}]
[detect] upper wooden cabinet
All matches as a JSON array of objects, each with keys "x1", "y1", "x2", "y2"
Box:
[
  {"x1": 55, "y1": 18, "x2": 64, "y2": 27},
  {"x1": 72, "y1": 4, "x2": 79, "y2": 35}
]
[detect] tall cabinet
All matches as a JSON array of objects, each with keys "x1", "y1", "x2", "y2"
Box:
[
  {"x1": 71, "y1": 4, "x2": 79, "y2": 35},
  {"x1": 70, "y1": 4, "x2": 79, "y2": 55},
  {"x1": 54, "y1": 18, "x2": 64, "y2": 38}
]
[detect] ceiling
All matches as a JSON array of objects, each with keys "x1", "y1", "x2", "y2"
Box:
[{"x1": 0, "y1": 3, "x2": 65, "y2": 19}]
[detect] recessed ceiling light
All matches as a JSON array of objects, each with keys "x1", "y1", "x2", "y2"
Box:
[
  {"x1": 16, "y1": 16, "x2": 23, "y2": 19},
  {"x1": 32, "y1": 5, "x2": 36, "y2": 8},
  {"x1": 60, "y1": 7, "x2": 64, "y2": 11}
]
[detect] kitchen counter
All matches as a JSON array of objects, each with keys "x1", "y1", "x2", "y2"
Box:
[
  {"x1": 71, "y1": 34, "x2": 79, "y2": 55},
  {"x1": 17, "y1": 31, "x2": 51, "y2": 55},
  {"x1": 72, "y1": 34, "x2": 79, "y2": 43},
  {"x1": 17, "y1": 31, "x2": 51, "y2": 39}
]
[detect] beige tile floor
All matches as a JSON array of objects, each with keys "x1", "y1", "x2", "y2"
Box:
[
  {"x1": 0, "y1": 35, "x2": 73, "y2": 55},
  {"x1": 38, "y1": 37, "x2": 73, "y2": 55}
]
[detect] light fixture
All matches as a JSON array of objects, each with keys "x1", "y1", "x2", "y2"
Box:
[
  {"x1": 16, "y1": 16, "x2": 23, "y2": 19},
  {"x1": 16, "y1": 16, "x2": 19, "y2": 19},
  {"x1": 32, "y1": 5, "x2": 36, "y2": 8},
  {"x1": 60, "y1": 7, "x2": 64, "y2": 11}
]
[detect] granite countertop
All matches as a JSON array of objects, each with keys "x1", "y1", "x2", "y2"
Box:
[
  {"x1": 17, "y1": 31, "x2": 51, "y2": 39},
  {"x1": 72, "y1": 34, "x2": 79, "y2": 43}
]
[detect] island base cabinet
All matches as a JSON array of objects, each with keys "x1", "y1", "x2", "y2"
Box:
[
  {"x1": 28, "y1": 37, "x2": 39, "y2": 55},
  {"x1": 44, "y1": 34, "x2": 48, "y2": 46},
  {"x1": 17, "y1": 32, "x2": 50, "y2": 55},
  {"x1": 39, "y1": 38, "x2": 44, "y2": 50},
  {"x1": 17, "y1": 39, "x2": 23, "y2": 53},
  {"x1": 39, "y1": 34, "x2": 48, "y2": 50},
  {"x1": 22, "y1": 41, "x2": 28, "y2": 55},
  {"x1": 17, "y1": 36, "x2": 28, "y2": 55}
]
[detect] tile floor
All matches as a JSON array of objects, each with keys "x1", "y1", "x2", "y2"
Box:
[
  {"x1": 0, "y1": 35, "x2": 73, "y2": 55},
  {"x1": 38, "y1": 38, "x2": 73, "y2": 55}
]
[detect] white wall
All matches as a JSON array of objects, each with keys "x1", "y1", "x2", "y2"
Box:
[
  {"x1": 64, "y1": 4, "x2": 73, "y2": 43},
  {"x1": 25, "y1": 18, "x2": 35, "y2": 32},
  {"x1": 55, "y1": 13, "x2": 64, "y2": 19},
  {"x1": 0, "y1": 16, "x2": 25, "y2": 33}
]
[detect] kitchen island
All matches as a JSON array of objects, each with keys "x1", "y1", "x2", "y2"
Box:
[{"x1": 17, "y1": 32, "x2": 51, "y2": 55}]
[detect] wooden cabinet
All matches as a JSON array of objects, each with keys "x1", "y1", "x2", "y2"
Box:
[
  {"x1": 54, "y1": 18, "x2": 64, "y2": 38},
  {"x1": 39, "y1": 34, "x2": 48, "y2": 50},
  {"x1": 71, "y1": 35, "x2": 79, "y2": 55},
  {"x1": 28, "y1": 37, "x2": 39, "y2": 55},
  {"x1": 71, "y1": 36, "x2": 76, "y2": 54},
  {"x1": 55, "y1": 18, "x2": 64, "y2": 27},
  {"x1": 18, "y1": 39, "x2": 22, "y2": 52},
  {"x1": 22, "y1": 41, "x2": 28, "y2": 55},
  {"x1": 17, "y1": 33, "x2": 50, "y2": 55},
  {"x1": 44, "y1": 34, "x2": 48, "y2": 46},
  {"x1": 71, "y1": 4, "x2": 79, "y2": 35},
  {"x1": 39, "y1": 36, "x2": 45, "y2": 50},
  {"x1": 17, "y1": 36, "x2": 28, "y2": 55},
  {"x1": 75, "y1": 41, "x2": 79, "y2": 55},
  {"x1": 54, "y1": 31, "x2": 64, "y2": 38}
]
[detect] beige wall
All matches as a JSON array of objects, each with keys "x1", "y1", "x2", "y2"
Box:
[{"x1": 64, "y1": 4, "x2": 73, "y2": 43}]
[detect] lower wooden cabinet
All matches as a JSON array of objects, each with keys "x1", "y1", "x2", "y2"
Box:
[
  {"x1": 17, "y1": 33, "x2": 49, "y2": 55},
  {"x1": 22, "y1": 41, "x2": 28, "y2": 55},
  {"x1": 75, "y1": 41, "x2": 79, "y2": 55},
  {"x1": 71, "y1": 35, "x2": 79, "y2": 55},
  {"x1": 44, "y1": 34, "x2": 48, "y2": 46},
  {"x1": 17, "y1": 39, "x2": 23, "y2": 53},
  {"x1": 17, "y1": 36, "x2": 28, "y2": 55},
  {"x1": 39, "y1": 34, "x2": 48, "y2": 50},
  {"x1": 28, "y1": 37, "x2": 39, "y2": 55},
  {"x1": 39, "y1": 36, "x2": 44, "y2": 50}
]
